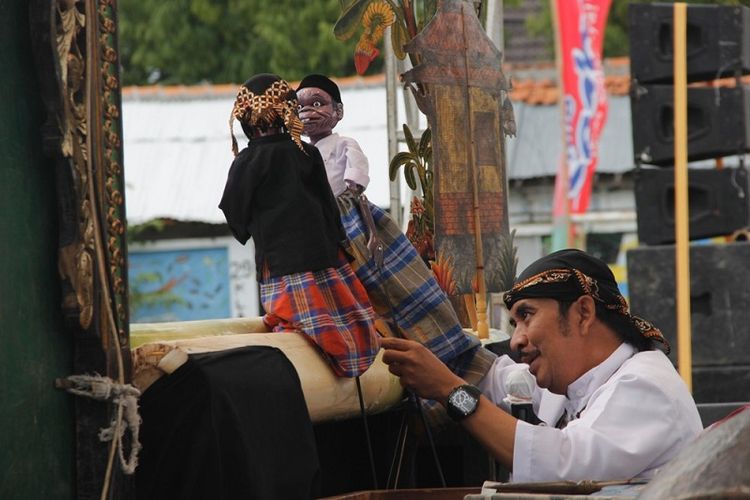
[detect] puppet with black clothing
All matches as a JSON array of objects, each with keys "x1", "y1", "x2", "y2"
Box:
[
  {"x1": 297, "y1": 74, "x2": 496, "y2": 425},
  {"x1": 219, "y1": 73, "x2": 379, "y2": 378}
]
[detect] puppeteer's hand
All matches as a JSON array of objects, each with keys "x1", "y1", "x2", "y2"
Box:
[{"x1": 381, "y1": 337, "x2": 464, "y2": 403}]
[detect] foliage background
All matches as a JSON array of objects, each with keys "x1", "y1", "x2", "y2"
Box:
[
  {"x1": 118, "y1": 0, "x2": 366, "y2": 85},
  {"x1": 119, "y1": 0, "x2": 750, "y2": 85}
]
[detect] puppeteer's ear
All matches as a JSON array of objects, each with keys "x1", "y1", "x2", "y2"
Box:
[{"x1": 575, "y1": 295, "x2": 596, "y2": 335}]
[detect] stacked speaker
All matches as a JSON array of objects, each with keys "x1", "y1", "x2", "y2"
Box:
[
  {"x1": 627, "y1": 4, "x2": 750, "y2": 404},
  {"x1": 629, "y1": 3, "x2": 750, "y2": 246},
  {"x1": 628, "y1": 243, "x2": 750, "y2": 404}
]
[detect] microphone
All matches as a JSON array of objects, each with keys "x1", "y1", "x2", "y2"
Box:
[{"x1": 503, "y1": 369, "x2": 542, "y2": 425}]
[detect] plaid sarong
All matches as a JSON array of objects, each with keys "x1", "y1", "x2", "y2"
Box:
[
  {"x1": 260, "y1": 259, "x2": 380, "y2": 378},
  {"x1": 337, "y1": 192, "x2": 497, "y2": 427}
]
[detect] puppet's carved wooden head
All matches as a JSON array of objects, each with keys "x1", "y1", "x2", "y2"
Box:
[{"x1": 296, "y1": 74, "x2": 345, "y2": 144}]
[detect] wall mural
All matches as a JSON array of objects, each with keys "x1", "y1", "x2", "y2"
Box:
[{"x1": 129, "y1": 247, "x2": 231, "y2": 322}]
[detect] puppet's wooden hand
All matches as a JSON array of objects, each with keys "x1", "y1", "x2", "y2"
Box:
[
  {"x1": 367, "y1": 232, "x2": 384, "y2": 270},
  {"x1": 356, "y1": 192, "x2": 384, "y2": 269},
  {"x1": 345, "y1": 180, "x2": 364, "y2": 196}
]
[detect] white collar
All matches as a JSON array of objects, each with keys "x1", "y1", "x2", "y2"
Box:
[
  {"x1": 312, "y1": 132, "x2": 339, "y2": 158},
  {"x1": 565, "y1": 342, "x2": 636, "y2": 417}
]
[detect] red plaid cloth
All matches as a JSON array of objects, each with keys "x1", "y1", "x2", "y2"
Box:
[{"x1": 261, "y1": 261, "x2": 380, "y2": 378}]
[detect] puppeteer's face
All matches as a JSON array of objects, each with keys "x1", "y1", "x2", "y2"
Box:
[
  {"x1": 297, "y1": 87, "x2": 340, "y2": 140},
  {"x1": 509, "y1": 297, "x2": 583, "y2": 395}
]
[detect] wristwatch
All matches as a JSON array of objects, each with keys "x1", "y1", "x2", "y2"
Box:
[{"x1": 446, "y1": 384, "x2": 481, "y2": 421}]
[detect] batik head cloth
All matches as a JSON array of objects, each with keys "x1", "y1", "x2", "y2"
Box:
[
  {"x1": 503, "y1": 248, "x2": 670, "y2": 353},
  {"x1": 229, "y1": 73, "x2": 305, "y2": 156}
]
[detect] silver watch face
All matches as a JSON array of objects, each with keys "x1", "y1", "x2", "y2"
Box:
[{"x1": 449, "y1": 387, "x2": 478, "y2": 416}]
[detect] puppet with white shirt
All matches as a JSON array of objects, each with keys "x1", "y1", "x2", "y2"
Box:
[{"x1": 297, "y1": 75, "x2": 496, "y2": 426}]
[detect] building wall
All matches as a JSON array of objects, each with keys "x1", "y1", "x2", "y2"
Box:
[
  {"x1": 129, "y1": 237, "x2": 259, "y2": 323},
  {"x1": 509, "y1": 175, "x2": 637, "y2": 255},
  {"x1": 0, "y1": 2, "x2": 74, "y2": 498}
]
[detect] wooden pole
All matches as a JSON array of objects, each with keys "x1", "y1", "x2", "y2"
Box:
[
  {"x1": 384, "y1": 28, "x2": 403, "y2": 228},
  {"x1": 673, "y1": 2, "x2": 692, "y2": 391},
  {"x1": 550, "y1": 0, "x2": 574, "y2": 251},
  {"x1": 461, "y1": 3, "x2": 489, "y2": 339}
]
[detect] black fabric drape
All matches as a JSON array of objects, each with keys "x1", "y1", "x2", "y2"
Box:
[{"x1": 136, "y1": 346, "x2": 320, "y2": 500}]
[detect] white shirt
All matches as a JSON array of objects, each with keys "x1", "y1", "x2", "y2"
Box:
[
  {"x1": 314, "y1": 133, "x2": 370, "y2": 196},
  {"x1": 479, "y1": 343, "x2": 703, "y2": 483}
]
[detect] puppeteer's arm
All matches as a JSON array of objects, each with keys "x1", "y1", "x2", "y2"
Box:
[{"x1": 381, "y1": 337, "x2": 518, "y2": 470}]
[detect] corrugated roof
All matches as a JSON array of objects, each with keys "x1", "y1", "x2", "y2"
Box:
[
  {"x1": 124, "y1": 79, "x2": 396, "y2": 224},
  {"x1": 122, "y1": 74, "x2": 387, "y2": 101},
  {"x1": 121, "y1": 61, "x2": 635, "y2": 107},
  {"x1": 506, "y1": 95, "x2": 633, "y2": 180},
  {"x1": 122, "y1": 63, "x2": 642, "y2": 224}
]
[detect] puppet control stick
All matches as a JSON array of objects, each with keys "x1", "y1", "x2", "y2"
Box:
[{"x1": 356, "y1": 192, "x2": 384, "y2": 268}]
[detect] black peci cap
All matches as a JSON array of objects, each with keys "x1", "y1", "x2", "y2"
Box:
[{"x1": 297, "y1": 74, "x2": 342, "y2": 104}]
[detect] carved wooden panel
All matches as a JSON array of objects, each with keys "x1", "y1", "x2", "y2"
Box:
[
  {"x1": 30, "y1": 0, "x2": 131, "y2": 497},
  {"x1": 402, "y1": 0, "x2": 513, "y2": 293}
]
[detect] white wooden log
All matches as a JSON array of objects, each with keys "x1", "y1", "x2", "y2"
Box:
[{"x1": 131, "y1": 319, "x2": 404, "y2": 423}]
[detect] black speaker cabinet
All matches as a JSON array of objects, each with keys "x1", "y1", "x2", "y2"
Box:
[
  {"x1": 634, "y1": 166, "x2": 749, "y2": 246},
  {"x1": 627, "y1": 242, "x2": 750, "y2": 403},
  {"x1": 629, "y1": 3, "x2": 750, "y2": 84},
  {"x1": 631, "y1": 85, "x2": 750, "y2": 166},
  {"x1": 628, "y1": 242, "x2": 750, "y2": 366},
  {"x1": 627, "y1": 243, "x2": 750, "y2": 403},
  {"x1": 692, "y1": 366, "x2": 750, "y2": 404}
]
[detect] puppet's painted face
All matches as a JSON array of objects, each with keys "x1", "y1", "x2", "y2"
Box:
[{"x1": 297, "y1": 87, "x2": 341, "y2": 140}]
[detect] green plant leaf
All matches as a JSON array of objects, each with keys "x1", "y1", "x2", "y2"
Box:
[
  {"x1": 403, "y1": 123, "x2": 417, "y2": 153},
  {"x1": 334, "y1": 0, "x2": 372, "y2": 41},
  {"x1": 390, "y1": 20, "x2": 409, "y2": 59},
  {"x1": 404, "y1": 162, "x2": 418, "y2": 190},
  {"x1": 389, "y1": 151, "x2": 415, "y2": 180},
  {"x1": 424, "y1": 145, "x2": 432, "y2": 168},
  {"x1": 497, "y1": 229, "x2": 518, "y2": 292},
  {"x1": 418, "y1": 127, "x2": 431, "y2": 158}
]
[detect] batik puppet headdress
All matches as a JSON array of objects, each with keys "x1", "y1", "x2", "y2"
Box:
[{"x1": 229, "y1": 73, "x2": 305, "y2": 156}]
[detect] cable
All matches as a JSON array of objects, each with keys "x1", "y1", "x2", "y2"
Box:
[
  {"x1": 355, "y1": 191, "x2": 447, "y2": 488},
  {"x1": 355, "y1": 376, "x2": 379, "y2": 490},
  {"x1": 386, "y1": 407, "x2": 409, "y2": 489},
  {"x1": 413, "y1": 392, "x2": 446, "y2": 488}
]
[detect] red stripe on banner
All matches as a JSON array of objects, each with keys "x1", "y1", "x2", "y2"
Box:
[{"x1": 556, "y1": 0, "x2": 611, "y2": 214}]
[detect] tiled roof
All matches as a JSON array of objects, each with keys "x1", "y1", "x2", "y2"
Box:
[
  {"x1": 121, "y1": 59, "x2": 639, "y2": 107},
  {"x1": 507, "y1": 57, "x2": 630, "y2": 106},
  {"x1": 504, "y1": 56, "x2": 750, "y2": 106},
  {"x1": 121, "y1": 58, "x2": 750, "y2": 223},
  {"x1": 508, "y1": 74, "x2": 632, "y2": 106},
  {"x1": 122, "y1": 57, "x2": 750, "y2": 107},
  {"x1": 122, "y1": 74, "x2": 387, "y2": 101}
]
